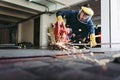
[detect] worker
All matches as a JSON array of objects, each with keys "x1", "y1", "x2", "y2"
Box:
[
  {"x1": 47, "y1": 22, "x2": 56, "y2": 46},
  {"x1": 56, "y1": 6, "x2": 97, "y2": 47},
  {"x1": 54, "y1": 16, "x2": 70, "y2": 43}
]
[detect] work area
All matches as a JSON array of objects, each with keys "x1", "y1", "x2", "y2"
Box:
[
  {"x1": 0, "y1": 0, "x2": 120, "y2": 80},
  {"x1": 0, "y1": 49, "x2": 120, "y2": 80}
]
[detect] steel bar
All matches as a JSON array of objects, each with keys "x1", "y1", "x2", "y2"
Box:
[{"x1": 70, "y1": 43, "x2": 120, "y2": 45}]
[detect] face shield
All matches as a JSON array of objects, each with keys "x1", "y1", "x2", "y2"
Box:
[
  {"x1": 77, "y1": 10, "x2": 92, "y2": 24},
  {"x1": 77, "y1": 6, "x2": 94, "y2": 24}
]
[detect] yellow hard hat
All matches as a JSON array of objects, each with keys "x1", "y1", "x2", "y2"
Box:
[{"x1": 81, "y1": 6, "x2": 94, "y2": 16}]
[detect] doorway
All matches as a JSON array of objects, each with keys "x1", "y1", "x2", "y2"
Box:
[{"x1": 34, "y1": 17, "x2": 40, "y2": 48}]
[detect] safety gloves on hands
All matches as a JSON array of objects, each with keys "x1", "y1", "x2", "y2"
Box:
[
  {"x1": 90, "y1": 34, "x2": 97, "y2": 47},
  {"x1": 57, "y1": 15, "x2": 63, "y2": 22}
]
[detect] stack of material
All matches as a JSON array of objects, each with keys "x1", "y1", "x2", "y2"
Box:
[{"x1": 0, "y1": 44, "x2": 21, "y2": 49}]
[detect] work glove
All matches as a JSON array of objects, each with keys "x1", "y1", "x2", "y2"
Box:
[
  {"x1": 90, "y1": 34, "x2": 97, "y2": 47},
  {"x1": 57, "y1": 15, "x2": 63, "y2": 22}
]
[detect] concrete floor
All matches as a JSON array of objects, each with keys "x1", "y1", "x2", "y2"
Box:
[
  {"x1": 0, "y1": 48, "x2": 120, "y2": 57},
  {"x1": 0, "y1": 48, "x2": 120, "y2": 80}
]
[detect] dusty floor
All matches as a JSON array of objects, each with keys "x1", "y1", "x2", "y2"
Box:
[{"x1": 0, "y1": 49, "x2": 120, "y2": 80}]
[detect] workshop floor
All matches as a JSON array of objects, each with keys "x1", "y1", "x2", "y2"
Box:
[{"x1": 0, "y1": 48, "x2": 120, "y2": 80}]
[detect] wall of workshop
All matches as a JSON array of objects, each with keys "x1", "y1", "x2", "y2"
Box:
[
  {"x1": 18, "y1": 19, "x2": 34, "y2": 44},
  {"x1": 17, "y1": 14, "x2": 56, "y2": 48},
  {"x1": 111, "y1": 0, "x2": 120, "y2": 48},
  {"x1": 48, "y1": 14, "x2": 57, "y2": 25},
  {"x1": 101, "y1": 0, "x2": 120, "y2": 48},
  {"x1": 40, "y1": 14, "x2": 56, "y2": 49},
  {"x1": 101, "y1": 0, "x2": 111, "y2": 48}
]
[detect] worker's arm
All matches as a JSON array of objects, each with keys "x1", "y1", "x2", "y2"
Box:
[{"x1": 88, "y1": 20, "x2": 97, "y2": 47}]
